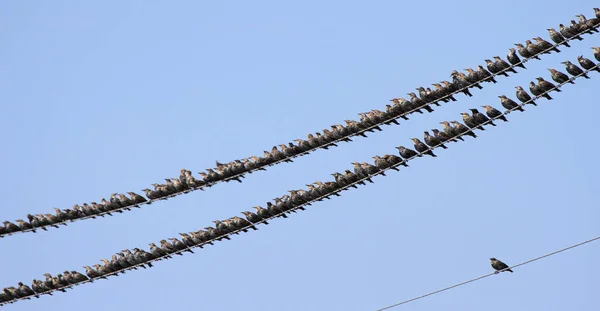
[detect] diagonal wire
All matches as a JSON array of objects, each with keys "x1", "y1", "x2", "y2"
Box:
[
  {"x1": 2, "y1": 19, "x2": 597, "y2": 239},
  {"x1": 1, "y1": 59, "x2": 596, "y2": 306},
  {"x1": 375, "y1": 235, "x2": 600, "y2": 311}
]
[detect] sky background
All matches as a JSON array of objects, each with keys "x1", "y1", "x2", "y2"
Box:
[{"x1": 0, "y1": 1, "x2": 599, "y2": 310}]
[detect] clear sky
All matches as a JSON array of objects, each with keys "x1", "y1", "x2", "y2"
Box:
[{"x1": 1, "y1": 1, "x2": 598, "y2": 310}]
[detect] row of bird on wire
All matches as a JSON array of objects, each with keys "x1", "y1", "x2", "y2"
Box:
[
  {"x1": 1, "y1": 13, "x2": 598, "y2": 239},
  {"x1": 2, "y1": 56, "x2": 597, "y2": 306}
]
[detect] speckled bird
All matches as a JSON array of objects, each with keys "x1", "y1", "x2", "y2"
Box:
[{"x1": 482, "y1": 105, "x2": 508, "y2": 122}]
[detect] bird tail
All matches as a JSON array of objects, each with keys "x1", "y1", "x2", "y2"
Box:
[{"x1": 507, "y1": 269, "x2": 514, "y2": 273}]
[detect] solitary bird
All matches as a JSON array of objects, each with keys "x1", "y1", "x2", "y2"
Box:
[
  {"x1": 482, "y1": 105, "x2": 508, "y2": 122},
  {"x1": 498, "y1": 95, "x2": 524, "y2": 112},
  {"x1": 577, "y1": 55, "x2": 600, "y2": 73},
  {"x1": 547, "y1": 28, "x2": 570, "y2": 47},
  {"x1": 561, "y1": 60, "x2": 590, "y2": 79},
  {"x1": 490, "y1": 257, "x2": 513, "y2": 273},
  {"x1": 548, "y1": 68, "x2": 575, "y2": 84}
]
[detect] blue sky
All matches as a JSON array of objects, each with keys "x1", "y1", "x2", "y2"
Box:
[{"x1": 0, "y1": 1, "x2": 598, "y2": 310}]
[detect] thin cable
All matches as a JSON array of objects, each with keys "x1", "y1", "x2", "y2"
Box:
[
  {"x1": 375, "y1": 235, "x2": 600, "y2": 311},
  {"x1": 1, "y1": 59, "x2": 595, "y2": 306},
  {"x1": 2, "y1": 17, "x2": 596, "y2": 238}
]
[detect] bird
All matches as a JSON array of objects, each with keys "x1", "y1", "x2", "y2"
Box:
[
  {"x1": 470, "y1": 108, "x2": 496, "y2": 127},
  {"x1": 2, "y1": 221, "x2": 20, "y2": 233},
  {"x1": 515, "y1": 86, "x2": 537, "y2": 106},
  {"x1": 536, "y1": 77, "x2": 561, "y2": 93},
  {"x1": 411, "y1": 138, "x2": 436, "y2": 157},
  {"x1": 561, "y1": 60, "x2": 590, "y2": 79},
  {"x1": 450, "y1": 121, "x2": 477, "y2": 138},
  {"x1": 515, "y1": 43, "x2": 540, "y2": 60},
  {"x1": 484, "y1": 59, "x2": 508, "y2": 77},
  {"x1": 461, "y1": 112, "x2": 485, "y2": 131},
  {"x1": 493, "y1": 56, "x2": 518, "y2": 74},
  {"x1": 593, "y1": 46, "x2": 600, "y2": 62},
  {"x1": 482, "y1": 105, "x2": 508, "y2": 122},
  {"x1": 559, "y1": 23, "x2": 583, "y2": 41},
  {"x1": 432, "y1": 128, "x2": 459, "y2": 143},
  {"x1": 547, "y1": 28, "x2": 570, "y2": 47},
  {"x1": 534, "y1": 37, "x2": 560, "y2": 53},
  {"x1": 423, "y1": 131, "x2": 447, "y2": 149},
  {"x1": 498, "y1": 95, "x2": 524, "y2": 112},
  {"x1": 490, "y1": 257, "x2": 513, "y2": 273},
  {"x1": 396, "y1": 146, "x2": 419, "y2": 159},
  {"x1": 476, "y1": 65, "x2": 497, "y2": 83},
  {"x1": 440, "y1": 121, "x2": 465, "y2": 141},
  {"x1": 525, "y1": 39, "x2": 543, "y2": 56},
  {"x1": 507, "y1": 48, "x2": 526, "y2": 69},
  {"x1": 577, "y1": 55, "x2": 600, "y2": 73},
  {"x1": 529, "y1": 81, "x2": 553, "y2": 100},
  {"x1": 548, "y1": 68, "x2": 575, "y2": 85},
  {"x1": 16, "y1": 219, "x2": 35, "y2": 233}
]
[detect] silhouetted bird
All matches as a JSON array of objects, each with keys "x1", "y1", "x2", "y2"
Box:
[
  {"x1": 482, "y1": 105, "x2": 508, "y2": 122},
  {"x1": 547, "y1": 28, "x2": 570, "y2": 47},
  {"x1": 577, "y1": 55, "x2": 600, "y2": 73},
  {"x1": 507, "y1": 48, "x2": 526, "y2": 69},
  {"x1": 396, "y1": 146, "x2": 419, "y2": 159},
  {"x1": 411, "y1": 138, "x2": 436, "y2": 157},
  {"x1": 490, "y1": 257, "x2": 513, "y2": 273},
  {"x1": 548, "y1": 68, "x2": 575, "y2": 85},
  {"x1": 498, "y1": 95, "x2": 525, "y2": 112},
  {"x1": 470, "y1": 108, "x2": 496, "y2": 126},
  {"x1": 529, "y1": 81, "x2": 553, "y2": 100},
  {"x1": 561, "y1": 60, "x2": 590, "y2": 79},
  {"x1": 515, "y1": 86, "x2": 537, "y2": 106},
  {"x1": 424, "y1": 131, "x2": 447, "y2": 149}
]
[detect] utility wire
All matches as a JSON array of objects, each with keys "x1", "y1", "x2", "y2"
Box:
[
  {"x1": 1, "y1": 59, "x2": 596, "y2": 307},
  {"x1": 375, "y1": 235, "x2": 600, "y2": 311},
  {"x1": 2, "y1": 15, "x2": 596, "y2": 238}
]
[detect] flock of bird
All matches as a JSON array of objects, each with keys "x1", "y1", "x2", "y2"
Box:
[
  {"x1": 1, "y1": 8, "x2": 599, "y2": 307},
  {"x1": 2, "y1": 11, "x2": 598, "y2": 239},
  {"x1": 1, "y1": 50, "x2": 598, "y2": 305}
]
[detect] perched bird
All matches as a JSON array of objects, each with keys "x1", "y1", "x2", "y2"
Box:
[
  {"x1": 432, "y1": 128, "x2": 459, "y2": 143},
  {"x1": 534, "y1": 37, "x2": 560, "y2": 53},
  {"x1": 440, "y1": 121, "x2": 464, "y2": 141},
  {"x1": 16, "y1": 219, "x2": 35, "y2": 233},
  {"x1": 482, "y1": 105, "x2": 508, "y2": 122},
  {"x1": 16, "y1": 282, "x2": 35, "y2": 297},
  {"x1": 484, "y1": 59, "x2": 508, "y2": 77},
  {"x1": 84, "y1": 266, "x2": 101, "y2": 279},
  {"x1": 476, "y1": 65, "x2": 497, "y2": 83},
  {"x1": 577, "y1": 55, "x2": 600, "y2": 73},
  {"x1": 536, "y1": 77, "x2": 561, "y2": 93},
  {"x1": 529, "y1": 81, "x2": 553, "y2": 100},
  {"x1": 490, "y1": 257, "x2": 513, "y2": 273},
  {"x1": 3, "y1": 221, "x2": 20, "y2": 233},
  {"x1": 498, "y1": 95, "x2": 525, "y2": 112},
  {"x1": 515, "y1": 86, "x2": 537, "y2": 106},
  {"x1": 242, "y1": 211, "x2": 268, "y2": 225},
  {"x1": 515, "y1": 43, "x2": 540, "y2": 60},
  {"x1": 411, "y1": 138, "x2": 436, "y2": 157},
  {"x1": 396, "y1": 146, "x2": 419, "y2": 159},
  {"x1": 408, "y1": 92, "x2": 434, "y2": 113},
  {"x1": 525, "y1": 39, "x2": 543, "y2": 56},
  {"x1": 593, "y1": 46, "x2": 600, "y2": 62},
  {"x1": 450, "y1": 121, "x2": 477, "y2": 139},
  {"x1": 372, "y1": 155, "x2": 395, "y2": 170},
  {"x1": 470, "y1": 108, "x2": 496, "y2": 126},
  {"x1": 548, "y1": 68, "x2": 575, "y2": 84},
  {"x1": 561, "y1": 60, "x2": 590, "y2": 79},
  {"x1": 493, "y1": 56, "x2": 518, "y2": 74},
  {"x1": 149, "y1": 242, "x2": 171, "y2": 259},
  {"x1": 547, "y1": 28, "x2": 570, "y2": 47},
  {"x1": 559, "y1": 23, "x2": 583, "y2": 41},
  {"x1": 423, "y1": 131, "x2": 447, "y2": 149},
  {"x1": 461, "y1": 112, "x2": 485, "y2": 131},
  {"x1": 507, "y1": 48, "x2": 526, "y2": 69}
]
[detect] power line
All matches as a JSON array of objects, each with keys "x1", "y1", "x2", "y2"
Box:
[
  {"x1": 2, "y1": 15, "x2": 596, "y2": 239},
  {"x1": 375, "y1": 235, "x2": 600, "y2": 311},
  {"x1": 1, "y1": 58, "x2": 596, "y2": 307}
]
